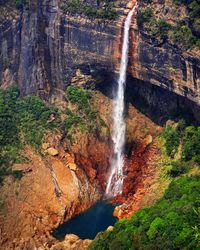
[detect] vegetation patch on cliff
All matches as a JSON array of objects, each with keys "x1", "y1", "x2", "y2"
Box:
[
  {"x1": 60, "y1": 0, "x2": 117, "y2": 20},
  {"x1": 64, "y1": 86, "x2": 108, "y2": 142},
  {"x1": 137, "y1": 3, "x2": 200, "y2": 50},
  {"x1": 0, "y1": 86, "x2": 59, "y2": 185},
  {"x1": 0, "y1": 0, "x2": 26, "y2": 11},
  {"x1": 173, "y1": 0, "x2": 200, "y2": 38}
]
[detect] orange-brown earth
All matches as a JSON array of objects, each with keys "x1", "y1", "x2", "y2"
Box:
[
  {"x1": 112, "y1": 100, "x2": 163, "y2": 218},
  {"x1": 0, "y1": 88, "x2": 164, "y2": 249}
]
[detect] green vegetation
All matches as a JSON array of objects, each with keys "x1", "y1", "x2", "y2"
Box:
[
  {"x1": 173, "y1": 0, "x2": 200, "y2": 36},
  {"x1": 60, "y1": 0, "x2": 117, "y2": 20},
  {"x1": 149, "y1": 19, "x2": 171, "y2": 40},
  {"x1": 182, "y1": 126, "x2": 200, "y2": 163},
  {"x1": 0, "y1": 85, "x2": 107, "y2": 184},
  {"x1": 167, "y1": 160, "x2": 189, "y2": 177},
  {"x1": 0, "y1": 0, "x2": 26, "y2": 9},
  {"x1": 137, "y1": 6, "x2": 200, "y2": 49},
  {"x1": 137, "y1": 8, "x2": 172, "y2": 41},
  {"x1": 16, "y1": 95, "x2": 59, "y2": 148},
  {"x1": 89, "y1": 119, "x2": 200, "y2": 250},
  {"x1": 0, "y1": 86, "x2": 59, "y2": 185},
  {"x1": 65, "y1": 86, "x2": 107, "y2": 141},
  {"x1": 162, "y1": 120, "x2": 200, "y2": 164},
  {"x1": 137, "y1": 8, "x2": 153, "y2": 28},
  {"x1": 161, "y1": 120, "x2": 200, "y2": 179},
  {"x1": 89, "y1": 175, "x2": 200, "y2": 250},
  {"x1": 162, "y1": 122, "x2": 183, "y2": 157},
  {"x1": 170, "y1": 23, "x2": 198, "y2": 49}
]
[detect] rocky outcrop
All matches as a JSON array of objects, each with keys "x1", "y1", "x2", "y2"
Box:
[
  {"x1": 129, "y1": 28, "x2": 200, "y2": 105},
  {"x1": 50, "y1": 234, "x2": 92, "y2": 250},
  {"x1": 0, "y1": 144, "x2": 100, "y2": 249}
]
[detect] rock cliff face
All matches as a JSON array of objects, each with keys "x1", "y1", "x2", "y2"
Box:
[
  {"x1": 0, "y1": 0, "x2": 200, "y2": 248},
  {"x1": 0, "y1": 0, "x2": 200, "y2": 107},
  {"x1": 0, "y1": 125, "x2": 111, "y2": 249},
  {"x1": 129, "y1": 29, "x2": 200, "y2": 105}
]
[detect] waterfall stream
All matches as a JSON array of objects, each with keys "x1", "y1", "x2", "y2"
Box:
[{"x1": 106, "y1": 4, "x2": 138, "y2": 197}]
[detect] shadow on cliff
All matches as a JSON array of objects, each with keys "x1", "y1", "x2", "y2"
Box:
[
  {"x1": 96, "y1": 73, "x2": 200, "y2": 126},
  {"x1": 125, "y1": 76, "x2": 200, "y2": 126}
]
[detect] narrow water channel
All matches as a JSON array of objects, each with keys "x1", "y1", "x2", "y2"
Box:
[{"x1": 53, "y1": 200, "x2": 118, "y2": 240}]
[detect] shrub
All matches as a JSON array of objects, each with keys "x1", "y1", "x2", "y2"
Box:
[
  {"x1": 60, "y1": 0, "x2": 117, "y2": 20},
  {"x1": 171, "y1": 24, "x2": 197, "y2": 49},
  {"x1": 137, "y1": 8, "x2": 153, "y2": 27},
  {"x1": 97, "y1": 3, "x2": 116, "y2": 20},
  {"x1": 173, "y1": 0, "x2": 200, "y2": 43},
  {"x1": 64, "y1": 112, "x2": 82, "y2": 131},
  {"x1": 182, "y1": 126, "x2": 200, "y2": 163},
  {"x1": 65, "y1": 86, "x2": 108, "y2": 138},
  {"x1": 66, "y1": 86, "x2": 91, "y2": 110},
  {"x1": 162, "y1": 121, "x2": 200, "y2": 164},
  {"x1": 162, "y1": 125, "x2": 181, "y2": 157},
  {"x1": 149, "y1": 19, "x2": 171, "y2": 40},
  {"x1": 167, "y1": 161, "x2": 188, "y2": 177}
]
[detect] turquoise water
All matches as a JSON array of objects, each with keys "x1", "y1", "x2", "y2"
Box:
[{"x1": 53, "y1": 200, "x2": 117, "y2": 240}]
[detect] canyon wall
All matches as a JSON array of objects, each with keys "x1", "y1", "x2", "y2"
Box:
[{"x1": 0, "y1": 0, "x2": 199, "y2": 106}]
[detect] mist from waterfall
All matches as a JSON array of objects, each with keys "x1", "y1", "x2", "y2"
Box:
[{"x1": 106, "y1": 4, "x2": 137, "y2": 197}]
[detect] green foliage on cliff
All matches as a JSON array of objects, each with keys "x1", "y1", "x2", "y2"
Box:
[
  {"x1": 60, "y1": 0, "x2": 117, "y2": 20},
  {"x1": 65, "y1": 86, "x2": 106, "y2": 139},
  {"x1": 16, "y1": 95, "x2": 59, "y2": 148},
  {"x1": 182, "y1": 126, "x2": 200, "y2": 163},
  {"x1": 137, "y1": 8, "x2": 153, "y2": 27},
  {"x1": 162, "y1": 122, "x2": 183, "y2": 157},
  {"x1": 167, "y1": 160, "x2": 189, "y2": 177},
  {"x1": 137, "y1": 8, "x2": 171, "y2": 41},
  {"x1": 89, "y1": 175, "x2": 200, "y2": 250},
  {"x1": 150, "y1": 19, "x2": 171, "y2": 40},
  {"x1": 170, "y1": 23, "x2": 198, "y2": 49},
  {"x1": 173, "y1": 0, "x2": 200, "y2": 37},
  {"x1": 0, "y1": 86, "x2": 59, "y2": 185},
  {"x1": 161, "y1": 120, "x2": 200, "y2": 179},
  {"x1": 0, "y1": 0, "x2": 26, "y2": 9},
  {"x1": 162, "y1": 120, "x2": 200, "y2": 164},
  {"x1": 67, "y1": 85, "x2": 92, "y2": 110},
  {"x1": 137, "y1": 6, "x2": 199, "y2": 49}
]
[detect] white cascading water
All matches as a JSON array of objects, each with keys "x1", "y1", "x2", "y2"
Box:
[{"x1": 106, "y1": 4, "x2": 138, "y2": 197}]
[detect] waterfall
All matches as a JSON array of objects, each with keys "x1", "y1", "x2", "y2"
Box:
[{"x1": 106, "y1": 4, "x2": 137, "y2": 197}]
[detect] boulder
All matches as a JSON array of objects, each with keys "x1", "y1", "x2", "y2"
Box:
[
  {"x1": 144, "y1": 135, "x2": 153, "y2": 146},
  {"x1": 106, "y1": 226, "x2": 114, "y2": 232},
  {"x1": 64, "y1": 234, "x2": 79, "y2": 244},
  {"x1": 42, "y1": 143, "x2": 50, "y2": 150},
  {"x1": 47, "y1": 147, "x2": 59, "y2": 156},
  {"x1": 67, "y1": 163, "x2": 77, "y2": 171}
]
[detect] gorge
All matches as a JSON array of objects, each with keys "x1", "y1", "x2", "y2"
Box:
[{"x1": 0, "y1": 0, "x2": 200, "y2": 249}]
